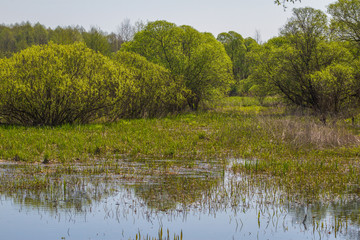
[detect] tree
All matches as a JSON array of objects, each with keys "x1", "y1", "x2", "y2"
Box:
[
  {"x1": 246, "y1": 37, "x2": 284, "y2": 102},
  {"x1": 108, "y1": 19, "x2": 144, "y2": 53},
  {"x1": 49, "y1": 26, "x2": 83, "y2": 45},
  {"x1": 117, "y1": 18, "x2": 135, "y2": 43},
  {"x1": 217, "y1": 31, "x2": 246, "y2": 79},
  {"x1": 0, "y1": 26, "x2": 16, "y2": 57},
  {"x1": 82, "y1": 27, "x2": 111, "y2": 56},
  {"x1": 122, "y1": 21, "x2": 233, "y2": 110},
  {"x1": 33, "y1": 23, "x2": 48, "y2": 45},
  {"x1": 107, "y1": 32, "x2": 122, "y2": 53},
  {"x1": 251, "y1": 7, "x2": 359, "y2": 122},
  {"x1": 217, "y1": 32, "x2": 260, "y2": 95},
  {"x1": 217, "y1": 31, "x2": 245, "y2": 95},
  {"x1": 328, "y1": 0, "x2": 360, "y2": 48},
  {"x1": 12, "y1": 22, "x2": 36, "y2": 52}
]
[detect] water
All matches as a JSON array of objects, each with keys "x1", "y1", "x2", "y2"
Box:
[{"x1": 0, "y1": 160, "x2": 359, "y2": 240}]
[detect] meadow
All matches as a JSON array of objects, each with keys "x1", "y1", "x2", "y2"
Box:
[{"x1": 0, "y1": 96, "x2": 359, "y2": 204}]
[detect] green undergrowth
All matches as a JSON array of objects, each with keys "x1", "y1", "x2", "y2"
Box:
[{"x1": 0, "y1": 96, "x2": 359, "y2": 202}]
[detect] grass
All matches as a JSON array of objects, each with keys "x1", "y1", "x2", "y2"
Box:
[
  {"x1": 132, "y1": 228, "x2": 183, "y2": 240},
  {"x1": 0, "y1": 96, "x2": 359, "y2": 203},
  {"x1": 0, "y1": 110, "x2": 263, "y2": 163},
  {"x1": 259, "y1": 116, "x2": 360, "y2": 149}
]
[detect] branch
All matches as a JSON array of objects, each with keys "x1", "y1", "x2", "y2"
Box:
[{"x1": 274, "y1": 0, "x2": 301, "y2": 6}]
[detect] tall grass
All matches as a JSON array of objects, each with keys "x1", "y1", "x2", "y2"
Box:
[{"x1": 258, "y1": 116, "x2": 360, "y2": 149}]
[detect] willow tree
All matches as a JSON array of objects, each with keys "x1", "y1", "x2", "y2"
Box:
[
  {"x1": 250, "y1": 7, "x2": 360, "y2": 122},
  {"x1": 121, "y1": 21, "x2": 233, "y2": 110},
  {"x1": 0, "y1": 42, "x2": 127, "y2": 126}
]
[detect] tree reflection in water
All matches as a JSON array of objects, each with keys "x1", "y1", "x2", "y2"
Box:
[{"x1": 0, "y1": 160, "x2": 359, "y2": 239}]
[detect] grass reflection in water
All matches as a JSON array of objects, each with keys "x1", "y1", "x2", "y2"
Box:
[{"x1": 0, "y1": 159, "x2": 359, "y2": 239}]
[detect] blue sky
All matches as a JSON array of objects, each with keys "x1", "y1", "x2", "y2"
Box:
[{"x1": 1, "y1": 0, "x2": 334, "y2": 41}]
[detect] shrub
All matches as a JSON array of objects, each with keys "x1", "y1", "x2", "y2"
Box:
[{"x1": 0, "y1": 42, "x2": 127, "y2": 126}]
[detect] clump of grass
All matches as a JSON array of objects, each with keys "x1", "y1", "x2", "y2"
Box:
[
  {"x1": 133, "y1": 228, "x2": 183, "y2": 240},
  {"x1": 258, "y1": 116, "x2": 360, "y2": 149}
]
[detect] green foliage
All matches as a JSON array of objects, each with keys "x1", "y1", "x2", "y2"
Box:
[
  {"x1": 310, "y1": 63, "x2": 358, "y2": 115},
  {"x1": 82, "y1": 27, "x2": 111, "y2": 56},
  {"x1": 0, "y1": 42, "x2": 126, "y2": 126},
  {"x1": 217, "y1": 31, "x2": 259, "y2": 96},
  {"x1": 112, "y1": 51, "x2": 188, "y2": 118},
  {"x1": 0, "y1": 26, "x2": 16, "y2": 57},
  {"x1": 217, "y1": 31, "x2": 247, "y2": 79},
  {"x1": 49, "y1": 26, "x2": 83, "y2": 45},
  {"x1": 250, "y1": 7, "x2": 360, "y2": 121},
  {"x1": 122, "y1": 20, "x2": 233, "y2": 110},
  {"x1": 328, "y1": 0, "x2": 360, "y2": 49},
  {"x1": 33, "y1": 23, "x2": 48, "y2": 45},
  {"x1": 0, "y1": 23, "x2": 121, "y2": 57},
  {"x1": 244, "y1": 38, "x2": 279, "y2": 100}
]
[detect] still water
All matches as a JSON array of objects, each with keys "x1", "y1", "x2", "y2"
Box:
[{"x1": 0, "y1": 160, "x2": 359, "y2": 240}]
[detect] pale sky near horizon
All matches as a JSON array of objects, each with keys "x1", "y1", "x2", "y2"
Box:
[{"x1": 1, "y1": 0, "x2": 334, "y2": 41}]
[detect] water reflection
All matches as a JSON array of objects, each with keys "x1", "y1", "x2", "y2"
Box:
[{"x1": 0, "y1": 160, "x2": 359, "y2": 240}]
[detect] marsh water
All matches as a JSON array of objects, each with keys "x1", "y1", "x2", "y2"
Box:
[{"x1": 0, "y1": 159, "x2": 359, "y2": 240}]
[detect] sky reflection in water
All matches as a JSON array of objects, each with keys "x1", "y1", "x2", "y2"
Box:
[{"x1": 0, "y1": 160, "x2": 359, "y2": 240}]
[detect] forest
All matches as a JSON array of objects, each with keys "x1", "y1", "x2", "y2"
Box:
[{"x1": 1, "y1": 0, "x2": 360, "y2": 126}]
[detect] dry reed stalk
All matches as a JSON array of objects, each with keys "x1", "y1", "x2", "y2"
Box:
[{"x1": 258, "y1": 116, "x2": 360, "y2": 149}]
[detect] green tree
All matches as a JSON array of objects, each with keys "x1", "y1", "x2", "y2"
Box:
[
  {"x1": 0, "y1": 42, "x2": 126, "y2": 126},
  {"x1": 217, "y1": 31, "x2": 246, "y2": 95},
  {"x1": 82, "y1": 27, "x2": 111, "y2": 56},
  {"x1": 33, "y1": 23, "x2": 49, "y2": 45},
  {"x1": 0, "y1": 26, "x2": 16, "y2": 57},
  {"x1": 107, "y1": 32, "x2": 122, "y2": 53},
  {"x1": 245, "y1": 37, "x2": 281, "y2": 102},
  {"x1": 328, "y1": 0, "x2": 360, "y2": 49},
  {"x1": 122, "y1": 21, "x2": 233, "y2": 110},
  {"x1": 217, "y1": 32, "x2": 262, "y2": 95},
  {"x1": 49, "y1": 26, "x2": 83, "y2": 45},
  {"x1": 251, "y1": 7, "x2": 359, "y2": 122}
]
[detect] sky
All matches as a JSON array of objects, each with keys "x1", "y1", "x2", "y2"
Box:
[{"x1": 1, "y1": 0, "x2": 335, "y2": 41}]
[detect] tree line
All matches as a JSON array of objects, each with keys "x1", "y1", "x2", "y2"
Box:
[
  {"x1": 1, "y1": 0, "x2": 360, "y2": 125},
  {"x1": 0, "y1": 19, "x2": 144, "y2": 58}
]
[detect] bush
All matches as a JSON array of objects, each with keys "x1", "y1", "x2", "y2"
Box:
[
  {"x1": 0, "y1": 42, "x2": 127, "y2": 126},
  {"x1": 112, "y1": 51, "x2": 188, "y2": 119}
]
